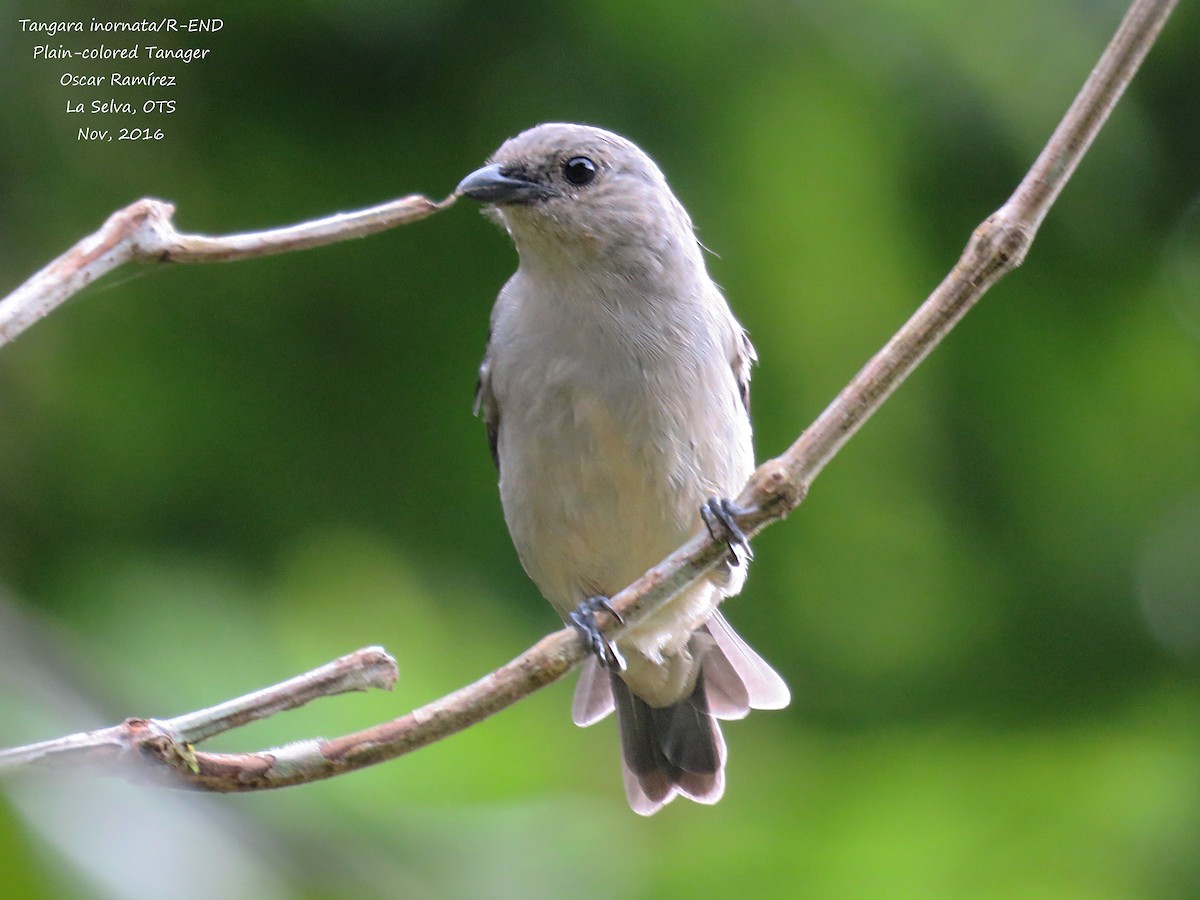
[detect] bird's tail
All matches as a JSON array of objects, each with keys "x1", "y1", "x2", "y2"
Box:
[
  {"x1": 574, "y1": 610, "x2": 789, "y2": 815},
  {"x1": 610, "y1": 665, "x2": 725, "y2": 813}
]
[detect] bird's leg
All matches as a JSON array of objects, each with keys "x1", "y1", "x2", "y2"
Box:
[
  {"x1": 701, "y1": 497, "x2": 753, "y2": 567},
  {"x1": 569, "y1": 595, "x2": 626, "y2": 671}
]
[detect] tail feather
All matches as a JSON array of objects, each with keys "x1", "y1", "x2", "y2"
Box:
[
  {"x1": 572, "y1": 656, "x2": 616, "y2": 726},
  {"x1": 697, "y1": 640, "x2": 751, "y2": 720},
  {"x1": 649, "y1": 676, "x2": 723, "y2": 774},
  {"x1": 704, "y1": 610, "x2": 791, "y2": 712},
  {"x1": 571, "y1": 612, "x2": 788, "y2": 815},
  {"x1": 611, "y1": 670, "x2": 724, "y2": 815}
]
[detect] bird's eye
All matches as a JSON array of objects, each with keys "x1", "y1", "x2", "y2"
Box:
[{"x1": 562, "y1": 156, "x2": 597, "y2": 186}]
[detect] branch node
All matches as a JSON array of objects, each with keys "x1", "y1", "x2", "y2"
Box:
[
  {"x1": 122, "y1": 717, "x2": 195, "y2": 778},
  {"x1": 744, "y1": 457, "x2": 808, "y2": 524},
  {"x1": 979, "y1": 210, "x2": 1033, "y2": 269}
]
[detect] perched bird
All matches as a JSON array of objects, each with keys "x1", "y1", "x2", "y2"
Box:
[{"x1": 457, "y1": 123, "x2": 789, "y2": 814}]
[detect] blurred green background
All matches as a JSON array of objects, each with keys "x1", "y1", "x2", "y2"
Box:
[{"x1": 3, "y1": 0, "x2": 1200, "y2": 897}]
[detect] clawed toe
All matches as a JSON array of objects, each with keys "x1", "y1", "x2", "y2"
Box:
[
  {"x1": 701, "y1": 497, "x2": 753, "y2": 567},
  {"x1": 569, "y1": 595, "x2": 626, "y2": 671}
]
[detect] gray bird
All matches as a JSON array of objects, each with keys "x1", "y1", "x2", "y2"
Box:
[{"x1": 457, "y1": 123, "x2": 789, "y2": 814}]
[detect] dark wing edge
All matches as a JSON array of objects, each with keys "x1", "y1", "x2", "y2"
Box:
[
  {"x1": 734, "y1": 328, "x2": 756, "y2": 416},
  {"x1": 474, "y1": 337, "x2": 501, "y2": 471}
]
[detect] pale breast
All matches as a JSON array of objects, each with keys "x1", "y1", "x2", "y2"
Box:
[
  {"x1": 497, "y1": 363, "x2": 695, "y2": 614},
  {"x1": 488, "y1": 273, "x2": 753, "y2": 618}
]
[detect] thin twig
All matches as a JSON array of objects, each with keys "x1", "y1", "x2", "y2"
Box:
[
  {"x1": 0, "y1": 0, "x2": 1177, "y2": 791},
  {"x1": 0, "y1": 646, "x2": 398, "y2": 776},
  {"x1": 0, "y1": 194, "x2": 453, "y2": 347},
  {"x1": 164, "y1": 645, "x2": 399, "y2": 744},
  {"x1": 759, "y1": 0, "x2": 1178, "y2": 500}
]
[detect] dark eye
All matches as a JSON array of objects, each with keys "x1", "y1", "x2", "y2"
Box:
[{"x1": 562, "y1": 156, "x2": 597, "y2": 186}]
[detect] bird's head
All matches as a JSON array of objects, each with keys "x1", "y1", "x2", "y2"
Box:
[{"x1": 457, "y1": 123, "x2": 699, "y2": 274}]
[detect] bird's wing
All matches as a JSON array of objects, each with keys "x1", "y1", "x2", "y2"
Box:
[
  {"x1": 733, "y1": 328, "x2": 756, "y2": 416},
  {"x1": 474, "y1": 331, "x2": 500, "y2": 471}
]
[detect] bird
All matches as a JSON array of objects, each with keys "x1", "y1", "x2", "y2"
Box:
[{"x1": 456, "y1": 123, "x2": 789, "y2": 814}]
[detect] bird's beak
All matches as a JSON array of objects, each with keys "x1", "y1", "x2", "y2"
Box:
[{"x1": 456, "y1": 163, "x2": 554, "y2": 204}]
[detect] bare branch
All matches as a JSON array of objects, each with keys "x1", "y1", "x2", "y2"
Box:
[
  {"x1": 759, "y1": 0, "x2": 1178, "y2": 500},
  {"x1": 0, "y1": 646, "x2": 398, "y2": 776},
  {"x1": 0, "y1": 0, "x2": 1177, "y2": 791},
  {"x1": 0, "y1": 193, "x2": 454, "y2": 347}
]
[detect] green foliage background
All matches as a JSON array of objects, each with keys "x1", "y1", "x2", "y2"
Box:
[{"x1": 3, "y1": 1, "x2": 1200, "y2": 897}]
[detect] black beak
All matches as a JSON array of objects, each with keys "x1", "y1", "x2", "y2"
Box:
[{"x1": 456, "y1": 163, "x2": 554, "y2": 204}]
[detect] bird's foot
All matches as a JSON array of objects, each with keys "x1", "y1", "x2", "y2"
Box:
[
  {"x1": 569, "y1": 595, "x2": 626, "y2": 671},
  {"x1": 701, "y1": 497, "x2": 753, "y2": 567}
]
